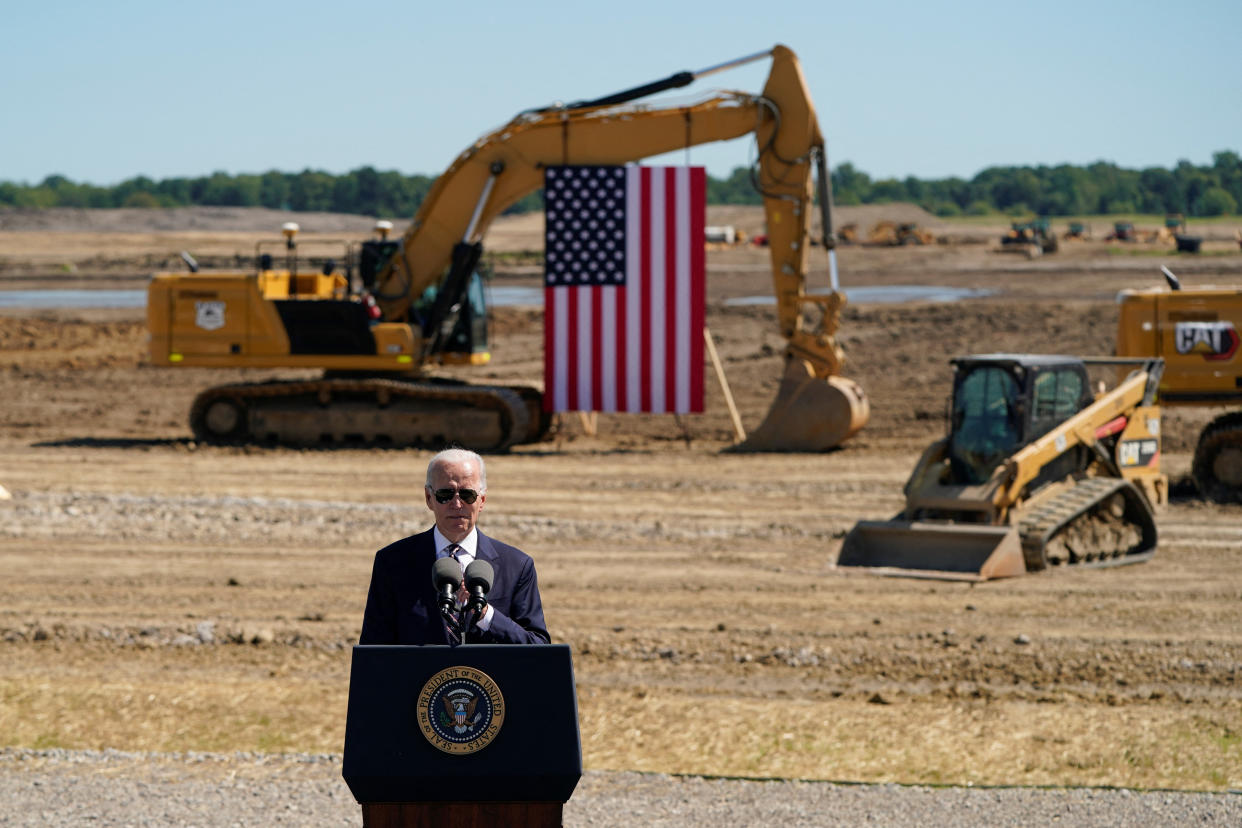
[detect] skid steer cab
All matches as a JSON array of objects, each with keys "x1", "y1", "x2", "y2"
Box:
[{"x1": 840, "y1": 354, "x2": 1166, "y2": 581}]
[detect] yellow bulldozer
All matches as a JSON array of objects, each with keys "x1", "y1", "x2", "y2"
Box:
[
  {"x1": 147, "y1": 45, "x2": 868, "y2": 452},
  {"x1": 1117, "y1": 268, "x2": 1242, "y2": 502},
  {"x1": 839, "y1": 354, "x2": 1166, "y2": 580},
  {"x1": 867, "y1": 220, "x2": 934, "y2": 246},
  {"x1": 1000, "y1": 218, "x2": 1059, "y2": 257}
]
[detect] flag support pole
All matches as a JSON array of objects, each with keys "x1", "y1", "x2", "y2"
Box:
[
  {"x1": 703, "y1": 327, "x2": 746, "y2": 443},
  {"x1": 577, "y1": 411, "x2": 598, "y2": 436}
]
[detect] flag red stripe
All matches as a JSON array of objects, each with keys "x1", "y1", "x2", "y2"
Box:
[
  {"x1": 591, "y1": 282, "x2": 603, "y2": 411},
  {"x1": 615, "y1": 284, "x2": 627, "y2": 412},
  {"x1": 690, "y1": 167, "x2": 706, "y2": 412},
  {"x1": 565, "y1": 286, "x2": 579, "y2": 411},
  {"x1": 639, "y1": 166, "x2": 653, "y2": 413},
  {"x1": 665, "y1": 167, "x2": 675, "y2": 412},
  {"x1": 543, "y1": 286, "x2": 555, "y2": 412}
]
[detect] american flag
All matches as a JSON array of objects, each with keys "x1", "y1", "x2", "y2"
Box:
[{"x1": 543, "y1": 165, "x2": 706, "y2": 413}]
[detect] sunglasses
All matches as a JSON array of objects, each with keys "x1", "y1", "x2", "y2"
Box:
[{"x1": 432, "y1": 487, "x2": 480, "y2": 505}]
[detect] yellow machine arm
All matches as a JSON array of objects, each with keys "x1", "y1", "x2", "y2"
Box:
[
  {"x1": 998, "y1": 360, "x2": 1164, "y2": 509},
  {"x1": 375, "y1": 44, "x2": 847, "y2": 384}
]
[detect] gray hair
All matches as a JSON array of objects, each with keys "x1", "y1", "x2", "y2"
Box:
[{"x1": 425, "y1": 448, "x2": 487, "y2": 492}]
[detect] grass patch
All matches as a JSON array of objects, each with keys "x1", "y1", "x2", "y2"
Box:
[
  {"x1": 483, "y1": 249, "x2": 544, "y2": 268},
  {"x1": 4, "y1": 659, "x2": 1241, "y2": 790},
  {"x1": 575, "y1": 688, "x2": 1242, "y2": 790},
  {"x1": 939, "y1": 213, "x2": 1240, "y2": 229},
  {"x1": 1105, "y1": 246, "x2": 1236, "y2": 258}
]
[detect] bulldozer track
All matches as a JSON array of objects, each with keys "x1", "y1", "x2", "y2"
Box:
[
  {"x1": 1017, "y1": 477, "x2": 1157, "y2": 571},
  {"x1": 188, "y1": 377, "x2": 546, "y2": 452}
]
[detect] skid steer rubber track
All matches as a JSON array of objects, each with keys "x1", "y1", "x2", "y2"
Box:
[
  {"x1": 189, "y1": 377, "x2": 547, "y2": 452},
  {"x1": 1016, "y1": 477, "x2": 1157, "y2": 572}
]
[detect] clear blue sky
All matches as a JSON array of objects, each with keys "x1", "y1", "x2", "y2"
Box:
[{"x1": 3, "y1": 0, "x2": 1238, "y2": 187}]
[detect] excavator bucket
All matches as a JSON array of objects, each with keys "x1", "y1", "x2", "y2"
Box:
[
  {"x1": 837, "y1": 520, "x2": 1028, "y2": 581},
  {"x1": 734, "y1": 359, "x2": 870, "y2": 451}
]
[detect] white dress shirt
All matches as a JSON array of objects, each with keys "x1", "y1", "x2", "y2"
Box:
[{"x1": 432, "y1": 527, "x2": 494, "y2": 630}]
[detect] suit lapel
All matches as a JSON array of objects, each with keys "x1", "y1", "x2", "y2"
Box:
[
  {"x1": 413, "y1": 527, "x2": 438, "y2": 571},
  {"x1": 410, "y1": 528, "x2": 450, "y2": 644},
  {"x1": 475, "y1": 531, "x2": 500, "y2": 564}
]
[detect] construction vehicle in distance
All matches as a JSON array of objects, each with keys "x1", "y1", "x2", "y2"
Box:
[
  {"x1": 1106, "y1": 221, "x2": 1138, "y2": 242},
  {"x1": 838, "y1": 354, "x2": 1166, "y2": 580},
  {"x1": 867, "y1": 220, "x2": 934, "y2": 246},
  {"x1": 1161, "y1": 214, "x2": 1203, "y2": 253},
  {"x1": 147, "y1": 45, "x2": 869, "y2": 452},
  {"x1": 704, "y1": 225, "x2": 748, "y2": 248},
  {"x1": 1063, "y1": 221, "x2": 1092, "y2": 241},
  {"x1": 1116, "y1": 268, "x2": 1242, "y2": 502},
  {"x1": 1000, "y1": 218, "x2": 1059, "y2": 257}
]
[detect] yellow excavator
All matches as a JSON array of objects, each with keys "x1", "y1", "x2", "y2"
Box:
[
  {"x1": 839, "y1": 354, "x2": 1166, "y2": 580},
  {"x1": 147, "y1": 45, "x2": 868, "y2": 451}
]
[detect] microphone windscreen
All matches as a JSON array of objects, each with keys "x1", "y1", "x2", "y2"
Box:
[
  {"x1": 432, "y1": 557, "x2": 462, "y2": 590},
  {"x1": 464, "y1": 559, "x2": 494, "y2": 593}
]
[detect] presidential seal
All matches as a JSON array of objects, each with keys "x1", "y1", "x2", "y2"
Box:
[{"x1": 416, "y1": 666, "x2": 505, "y2": 755}]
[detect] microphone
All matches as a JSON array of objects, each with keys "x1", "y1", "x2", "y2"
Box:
[
  {"x1": 432, "y1": 557, "x2": 463, "y2": 620},
  {"x1": 462, "y1": 560, "x2": 494, "y2": 630}
]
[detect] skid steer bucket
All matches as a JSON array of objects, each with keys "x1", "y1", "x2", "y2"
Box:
[
  {"x1": 734, "y1": 359, "x2": 870, "y2": 451},
  {"x1": 837, "y1": 520, "x2": 1027, "y2": 581}
]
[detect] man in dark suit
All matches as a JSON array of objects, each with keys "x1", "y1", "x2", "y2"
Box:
[{"x1": 359, "y1": 448, "x2": 549, "y2": 645}]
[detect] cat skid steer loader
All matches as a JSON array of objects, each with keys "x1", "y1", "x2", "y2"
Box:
[{"x1": 839, "y1": 354, "x2": 1166, "y2": 581}]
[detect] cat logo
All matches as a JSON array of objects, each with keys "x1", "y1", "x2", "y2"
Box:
[
  {"x1": 1119, "y1": 439, "x2": 1158, "y2": 468},
  {"x1": 1174, "y1": 321, "x2": 1239, "y2": 361},
  {"x1": 195, "y1": 300, "x2": 226, "y2": 331}
]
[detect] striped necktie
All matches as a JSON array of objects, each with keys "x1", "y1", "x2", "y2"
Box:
[
  {"x1": 442, "y1": 544, "x2": 465, "y2": 645},
  {"x1": 446, "y1": 544, "x2": 469, "y2": 607}
]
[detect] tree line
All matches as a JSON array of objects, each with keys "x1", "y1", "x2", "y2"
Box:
[{"x1": 3, "y1": 151, "x2": 1239, "y2": 218}]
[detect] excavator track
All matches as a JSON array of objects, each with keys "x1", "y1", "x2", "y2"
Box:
[
  {"x1": 189, "y1": 378, "x2": 548, "y2": 452},
  {"x1": 1016, "y1": 477, "x2": 1157, "y2": 572}
]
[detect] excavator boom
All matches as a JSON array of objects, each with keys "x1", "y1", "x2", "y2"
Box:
[{"x1": 369, "y1": 45, "x2": 867, "y2": 450}]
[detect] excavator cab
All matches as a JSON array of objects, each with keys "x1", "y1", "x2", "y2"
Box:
[
  {"x1": 418, "y1": 268, "x2": 491, "y2": 364},
  {"x1": 359, "y1": 238, "x2": 401, "y2": 292},
  {"x1": 359, "y1": 236, "x2": 492, "y2": 365}
]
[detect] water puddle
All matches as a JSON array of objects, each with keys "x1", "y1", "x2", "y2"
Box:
[
  {"x1": 0, "y1": 289, "x2": 149, "y2": 309},
  {"x1": 724, "y1": 285, "x2": 993, "y2": 306},
  {"x1": 0, "y1": 284, "x2": 991, "y2": 310}
]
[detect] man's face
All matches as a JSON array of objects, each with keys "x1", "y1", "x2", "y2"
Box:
[{"x1": 425, "y1": 458, "x2": 486, "y2": 542}]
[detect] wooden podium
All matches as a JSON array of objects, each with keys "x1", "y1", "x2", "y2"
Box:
[{"x1": 342, "y1": 644, "x2": 582, "y2": 827}]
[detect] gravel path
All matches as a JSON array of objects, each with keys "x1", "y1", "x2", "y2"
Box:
[{"x1": 2, "y1": 750, "x2": 1239, "y2": 827}]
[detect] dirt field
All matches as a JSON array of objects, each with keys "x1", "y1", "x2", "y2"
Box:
[{"x1": 1, "y1": 207, "x2": 1240, "y2": 792}]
